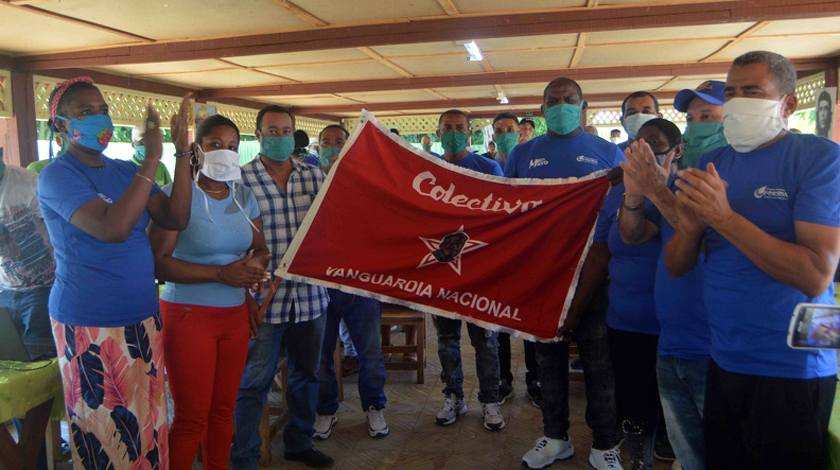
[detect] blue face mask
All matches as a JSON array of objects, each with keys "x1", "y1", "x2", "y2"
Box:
[
  {"x1": 134, "y1": 145, "x2": 146, "y2": 162},
  {"x1": 56, "y1": 113, "x2": 114, "y2": 152}
]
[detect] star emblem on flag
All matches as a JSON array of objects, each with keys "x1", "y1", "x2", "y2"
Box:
[{"x1": 417, "y1": 226, "x2": 488, "y2": 275}]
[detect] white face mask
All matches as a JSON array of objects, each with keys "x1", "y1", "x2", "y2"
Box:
[
  {"x1": 199, "y1": 148, "x2": 241, "y2": 182},
  {"x1": 623, "y1": 113, "x2": 657, "y2": 140},
  {"x1": 723, "y1": 97, "x2": 787, "y2": 153},
  {"x1": 195, "y1": 147, "x2": 258, "y2": 232},
  {"x1": 610, "y1": 137, "x2": 619, "y2": 143}
]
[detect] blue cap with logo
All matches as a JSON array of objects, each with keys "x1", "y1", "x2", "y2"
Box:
[{"x1": 674, "y1": 80, "x2": 726, "y2": 113}]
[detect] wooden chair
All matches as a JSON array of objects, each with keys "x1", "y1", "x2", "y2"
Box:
[{"x1": 380, "y1": 304, "x2": 426, "y2": 384}]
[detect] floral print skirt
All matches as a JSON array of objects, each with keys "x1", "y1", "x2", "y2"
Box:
[{"x1": 52, "y1": 313, "x2": 169, "y2": 470}]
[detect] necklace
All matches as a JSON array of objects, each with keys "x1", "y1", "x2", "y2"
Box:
[{"x1": 200, "y1": 185, "x2": 228, "y2": 194}]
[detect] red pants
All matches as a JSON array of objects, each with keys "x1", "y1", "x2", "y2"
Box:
[{"x1": 162, "y1": 300, "x2": 249, "y2": 470}]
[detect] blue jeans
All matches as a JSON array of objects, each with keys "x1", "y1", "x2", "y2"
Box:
[
  {"x1": 318, "y1": 290, "x2": 386, "y2": 414},
  {"x1": 657, "y1": 355, "x2": 708, "y2": 470},
  {"x1": 432, "y1": 316, "x2": 501, "y2": 403},
  {"x1": 0, "y1": 286, "x2": 52, "y2": 339},
  {"x1": 231, "y1": 311, "x2": 326, "y2": 470}
]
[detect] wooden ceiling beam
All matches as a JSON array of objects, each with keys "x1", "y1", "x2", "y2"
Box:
[
  {"x1": 274, "y1": 0, "x2": 329, "y2": 27},
  {"x1": 35, "y1": 67, "x2": 340, "y2": 120},
  {"x1": 292, "y1": 91, "x2": 679, "y2": 115},
  {"x1": 15, "y1": 0, "x2": 840, "y2": 71},
  {"x1": 198, "y1": 58, "x2": 832, "y2": 98},
  {"x1": 437, "y1": 0, "x2": 461, "y2": 16}
]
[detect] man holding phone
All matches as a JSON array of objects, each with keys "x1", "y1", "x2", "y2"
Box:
[{"x1": 666, "y1": 51, "x2": 840, "y2": 469}]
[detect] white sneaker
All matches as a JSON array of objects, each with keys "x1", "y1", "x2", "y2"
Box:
[
  {"x1": 521, "y1": 436, "x2": 575, "y2": 469},
  {"x1": 589, "y1": 447, "x2": 623, "y2": 470},
  {"x1": 434, "y1": 393, "x2": 467, "y2": 425},
  {"x1": 365, "y1": 406, "x2": 389, "y2": 438},
  {"x1": 480, "y1": 402, "x2": 505, "y2": 431},
  {"x1": 313, "y1": 414, "x2": 337, "y2": 440}
]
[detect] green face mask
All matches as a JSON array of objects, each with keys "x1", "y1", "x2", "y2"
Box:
[
  {"x1": 319, "y1": 147, "x2": 341, "y2": 167},
  {"x1": 682, "y1": 121, "x2": 727, "y2": 168},
  {"x1": 422, "y1": 143, "x2": 432, "y2": 152},
  {"x1": 440, "y1": 132, "x2": 469, "y2": 155},
  {"x1": 495, "y1": 132, "x2": 518, "y2": 156},
  {"x1": 260, "y1": 135, "x2": 295, "y2": 162},
  {"x1": 0, "y1": 161, "x2": 5, "y2": 182},
  {"x1": 544, "y1": 103, "x2": 581, "y2": 135},
  {"x1": 134, "y1": 145, "x2": 146, "y2": 162}
]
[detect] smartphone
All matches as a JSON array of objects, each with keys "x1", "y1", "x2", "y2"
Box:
[{"x1": 788, "y1": 303, "x2": 840, "y2": 350}]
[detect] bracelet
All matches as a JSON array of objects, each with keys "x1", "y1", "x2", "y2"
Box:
[
  {"x1": 174, "y1": 150, "x2": 194, "y2": 159},
  {"x1": 622, "y1": 194, "x2": 643, "y2": 211},
  {"x1": 135, "y1": 173, "x2": 155, "y2": 185},
  {"x1": 216, "y1": 265, "x2": 222, "y2": 282}
]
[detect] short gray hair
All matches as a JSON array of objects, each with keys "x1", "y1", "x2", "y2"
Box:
[{"x1": 732, "y1": 51, "x2": 797, "y2": 95}]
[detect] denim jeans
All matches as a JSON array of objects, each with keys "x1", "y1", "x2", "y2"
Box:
[
  {"x1": 231, "y1": 310, "x2": 326, "y2": 470},
  {"x1": 318, "y1": 290, "x2": 386, "y2": 414},
  {"x1": 433, "y1": 316, "x2": 501, "y2": 403},
  {"x1": 0, "y1": 286, "x2": 52, "y2": 339},
  {"x1": 534, "y1": 286, "x2": 617, "y2": 450},
  {"x1": 498, "y1": 333, "x2": 540, "y2": 387},
  {"x1": 339, "y1": 319, "x2": 356, "y2": 357},
  {"x1": 657, "y1": 355, "x2": 708, "y2": 470}
]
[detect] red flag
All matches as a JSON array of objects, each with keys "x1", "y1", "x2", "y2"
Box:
[{"x1": 278, "y1": 112, "x2": 609, "y2": 341}]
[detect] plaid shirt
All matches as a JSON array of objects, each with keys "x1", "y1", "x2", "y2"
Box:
[{"x1": 241, "y1": 157, "x2": 329, "y2": 324}]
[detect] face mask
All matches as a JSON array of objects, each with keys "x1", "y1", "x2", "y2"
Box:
[
  {"x1": 199, "y1": 148, "x2": 241, "y2": 182},
  {"x1": 682, "y1": 121, "x2": 727, "y2": 168},
  {"x1": 495, "y1": 132, "x2": 518, "y2": 156},
  {"x1": 0, "y1": 161, "x2": 5, "y2": 182},
  {"x1": 653, "y1": 143, "x2": 679, "y2": 166},
  {"x1": 610, "y1": 137, "x2": 619, "y2": 143},
  {"x1": 545, "y1": 103, "x2": 581, "y2": 135},
  {"x1": 56, "y1": 113, "x2": 114, "y2": 152},
  {"x1": 440, "y1": 132, "x2": 469, "y2": 155},
  {"x1": 723, "y1": 97, "x2": 787, "y2": 153},
  {"x1": 260, "y1": 135, "x2": 295, "y2": 162},
  {"x1": 319, "y1": 147, "x2": 341, "y2": 167},
  {"x1": 134, "y1": 145, "x2": 146, "y2": 162},
  {"x1": 422, "y1": 143, "x2": 432, "y2": 152},
  {"x1": 623, "y1": 113, "x2": 657, "y2": 140},
  {"x1": 195, "y1": 147, "x2": 257, "y2": 232}
]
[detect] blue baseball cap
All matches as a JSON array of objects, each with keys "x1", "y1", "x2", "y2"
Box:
[{"x1": 674, "y1": 80, "x2": 725, "y2": 112}]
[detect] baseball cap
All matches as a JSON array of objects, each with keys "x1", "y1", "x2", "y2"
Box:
[{"x1": 674, "y1": 80, "x2": 725, "y2": 113}]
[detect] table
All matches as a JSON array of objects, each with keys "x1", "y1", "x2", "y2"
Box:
[{"x1": 0, "y1": 359, "x2": 63, "y2": 470}]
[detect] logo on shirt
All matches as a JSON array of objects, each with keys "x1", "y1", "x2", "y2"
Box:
[
  {"x1": 576, "y1": 155, "x2": 598, "y2": 165},
  {"x1": 529, "y1": 158, "x2": 549, "y2": 169},
  {"x1": 753, "y1": 186, "x2": 789, "y2": 201},
  {"x1": 418, "y1": 226, "x2": 488, "y2": 275},
  {"x1": 97, "y1": 193, "x2": 113, "y2": 204}
]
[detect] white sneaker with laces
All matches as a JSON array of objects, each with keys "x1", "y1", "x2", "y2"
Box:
[
  {"x1": 365, "y1": 406, "x2": 389, "y2": 438},
  {"x1": 480, "y1": 402, "x2": 505, "y2": 431},
  {"x1": 521, "y1": 436, "x2": 575, "y2": 469},
  {"x1": 313, "y1": 414, "x2": 337, "y2": 440},
  {"x1": 434, "y1": 393, "x2": 467, "y2": 425},
  {"x1": 589, "y1": 447, "x2": 624, "y2": 470}
]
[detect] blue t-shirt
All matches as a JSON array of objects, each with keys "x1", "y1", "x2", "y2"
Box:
[
  {"x1": 438, "y1": 152, "x2": 503, "y2": 176},
  {"x1": 646, "y1": 185, "x2": 710, "y2": 360},
  {"x1": 37, "y1": 154, "x2": 162, "y2": 327},
  {"x1": 504, "y1": 132, "x2": 624, "y2": 179},
  {"x1": 699, "y1": 133, "x2": 840, "y2": 379},
  {"x1": 595, "y1": 183, "x2": 661, "y2": 335},
  {"x1": 302, "y1": 155, "x2": 320, "y2": 167},
  {"x1": 160, "y1": 182, "x2": 260, "y2": 308}
]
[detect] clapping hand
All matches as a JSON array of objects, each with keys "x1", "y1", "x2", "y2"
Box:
[
  {"x1": 674, "y1": 163, "x2": 734, "y2": 228},
  {"x1": 170, "y1": 93, "x2": 193, "y2": 154},
  {"x1": 620, "y1": 138, "x2": 673, "y2": 198}
]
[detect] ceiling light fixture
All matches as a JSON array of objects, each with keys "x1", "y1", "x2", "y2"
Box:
[{"x1": 464, "y1": 41, "x2": 483, "y2": 62}]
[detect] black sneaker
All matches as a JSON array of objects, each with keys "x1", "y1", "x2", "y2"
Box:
[
  {"x1": 654, "y1": 432, "x2": 676, "y2": 461},
  {"x1": 525, "y1": 382, "x2": 543, "y2": 408},
  {"x1": 499, "y1": 379, "x2": 514, "y2": 405},
  {"x1": 284, "y1": 448, "x2": 334, "y2": 469}
]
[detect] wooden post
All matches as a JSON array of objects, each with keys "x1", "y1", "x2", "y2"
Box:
[
  {"x1": 5, "y1": 71, "x2": 37, "y2": 168},
  {"x1": 826, "y1": 64, "x2": 840, "y2": 143}
]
